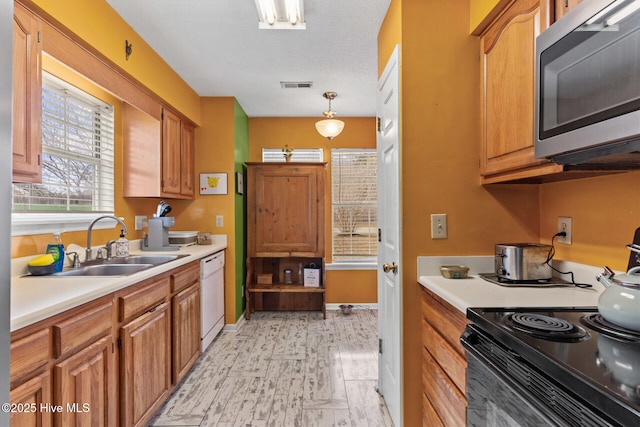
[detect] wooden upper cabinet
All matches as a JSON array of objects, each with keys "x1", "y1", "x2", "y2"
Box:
[
  {"x1": 180, "y1": 122, "x2": 195, "y2": 197},
  {"x1": 161, "y1": 109, "x2": 182, "y2": 196},
  {"x1": 123, "y1": 104, "x2": 195, "y2": 199},
  {"x1": 480, "y1": 0, "x2": 562, "y2": 183},
  {"x1": 553, "y1": 0, "x2": 583, "y2": 22},
  {"x1": 247, "y1": 163, "x2": 326, "y2": 257},
  {"x1": 12, "y1": 3, "x2": 42, "y2": 183}
]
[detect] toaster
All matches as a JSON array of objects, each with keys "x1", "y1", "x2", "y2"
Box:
[{"x1": 495, "y1": 243, "x2": 552, "y2": 281}]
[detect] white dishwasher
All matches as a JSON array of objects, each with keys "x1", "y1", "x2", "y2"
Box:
[{"x1": 200, "y1": 250, "x2": 225, "y2": 351}]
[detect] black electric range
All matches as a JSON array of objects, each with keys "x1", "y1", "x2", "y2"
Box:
[{"x1": 463, "y1": 307, "x2": 640, "y2": 427}]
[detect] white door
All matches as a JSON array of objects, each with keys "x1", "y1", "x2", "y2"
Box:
[{"x1": 377, "y1": 44, "x2": 402, "y2": 427}]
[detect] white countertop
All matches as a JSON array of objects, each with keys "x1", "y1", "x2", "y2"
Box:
[
  {"x1": 417, "y1": 256, "x2": 607, "y2": 314},
  {"x1": 11, "y1": 236, "x2": 227, "y2": 331}
]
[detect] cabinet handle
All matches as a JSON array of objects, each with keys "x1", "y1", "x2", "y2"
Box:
[{"x1": 564, "y1": 0, "x2": 568, "y2": 7}]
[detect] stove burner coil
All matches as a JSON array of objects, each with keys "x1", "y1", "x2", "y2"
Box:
[
  {"x1": 506, "y1": 313, "x2": 589, "y2": 342},
  {"x1": 581, "y1": 314, "x2": 640, "y2": 342}
]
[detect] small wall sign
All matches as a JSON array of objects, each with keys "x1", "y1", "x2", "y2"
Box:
[
  {"x1": 200, "y1": 173, "x2": 228, "y2": 195},
  {"x1": 236, "y1": 172, "x2": 244, "y2": 195}
]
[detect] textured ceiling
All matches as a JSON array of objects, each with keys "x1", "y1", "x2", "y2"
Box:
[{"x1": 105, "y1": 0, "x2": 391, "y2": 118}]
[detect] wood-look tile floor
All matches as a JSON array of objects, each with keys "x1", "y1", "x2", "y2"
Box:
[{"x1": 150, "y1": 310, "x2": 394, "y2": 427}]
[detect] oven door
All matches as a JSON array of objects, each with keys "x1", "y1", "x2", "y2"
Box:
[
  {"x1": 463, "y1": 335, "x2": 569, "y2": 426},
  {"x1": 461, "y1": 326, "x2": 617, "y2": 427}
]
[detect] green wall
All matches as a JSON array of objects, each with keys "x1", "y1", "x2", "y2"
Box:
[{"x1": 233, "y1": 99, "x2": 249, "y2": 319}]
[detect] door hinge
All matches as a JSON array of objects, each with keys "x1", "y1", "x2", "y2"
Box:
[
  {"x1": 112, "y1": 342, "x2": 115, "y2": 353},
  {"x1": 37, "y1": 31, "x2": 41, "y2": 43},
  {"x1": 379, "y1": 338, "x2": 382, "y2": 354},
  {"x1": 117, "y1": 336, "x2": 122, "y2": 350},
  {"x1": 161, "y1": 110, "x2": 164, "y2": 120},
  {"x1": 378, "y1": 228, "x2": 382, "y2": 242},
  {"x1": 376, "y1": 117, "x2": 381, "y2": 132}
]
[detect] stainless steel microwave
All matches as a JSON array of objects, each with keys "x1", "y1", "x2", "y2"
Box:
[{"x1": 535, "y1": 0, "x2": 640, "y2": 167}]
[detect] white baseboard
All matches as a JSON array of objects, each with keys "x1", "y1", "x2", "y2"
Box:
[
  {"x1": 222, "y1": 311, "x2": 246, "y2": 332},
  {"x1": 326, "y1": 303, "x2": 378, "y2": 310}
]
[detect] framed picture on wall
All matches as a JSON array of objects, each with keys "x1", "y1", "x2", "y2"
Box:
[
  {"x1": 236, "y1": 172, "x2": 244, "y2": 194},
  {"x1": 199, "y1": 173, "x2": 228, "y2": 195}
]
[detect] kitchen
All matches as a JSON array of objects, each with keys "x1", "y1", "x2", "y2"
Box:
[{"x1": 3, "y1": 1, "x2": 640, "y2": 427}]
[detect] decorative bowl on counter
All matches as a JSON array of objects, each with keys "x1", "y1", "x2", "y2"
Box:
[{"x1": 440, "y1": 265, "x2": 469, "y2": 279}]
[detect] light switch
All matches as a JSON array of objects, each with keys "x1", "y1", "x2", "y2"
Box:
[
  {"x1": 431, "y1": 214, "x2": 447, "y2": 239},
  {"x1": 216, "y1": 215, "x2": 223, "y2": 227}
]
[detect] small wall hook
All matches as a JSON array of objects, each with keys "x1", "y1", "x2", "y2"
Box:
[{"x1": 125, "y1": 40, "x2": 133, "y2": 61}]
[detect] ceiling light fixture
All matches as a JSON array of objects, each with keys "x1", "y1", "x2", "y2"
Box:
[
  {"x1": 255, "y1": 0, "x2": 306, "y2": 30},
  {"x1": 315, "y1": 92, "x2": 345, "y2": 141}
]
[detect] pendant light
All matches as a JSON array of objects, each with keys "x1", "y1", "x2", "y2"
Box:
[{"x1": 315, "y1": 92, "x2": 345, "y2": 140}]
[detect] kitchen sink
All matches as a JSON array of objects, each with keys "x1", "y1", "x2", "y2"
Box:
[
  {"x1": 108, "y1": 255, "x2": 186, "y2": 265},
  {"x1": 55, "y1": 264, "x2": 154, "y2": 277},
  {"x1": 49, "y1": 254, "x2": 189, "y2": 277}
]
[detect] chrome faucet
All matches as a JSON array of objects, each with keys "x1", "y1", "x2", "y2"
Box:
[{"x1": 86, "y1": 215, "x2": 128, "y2": 262}]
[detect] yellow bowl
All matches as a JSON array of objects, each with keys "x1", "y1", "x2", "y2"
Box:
[{"x1": 440, "y1": 265, "x2": 469, "y2": 279}]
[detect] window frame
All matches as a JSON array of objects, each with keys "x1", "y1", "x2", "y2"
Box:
[
  {"x1": 12, "y1": 72, "x2": 116, "y2": 236},
  {"x1": 330, "y1": 148, "x2": 378, "y2": 266}
]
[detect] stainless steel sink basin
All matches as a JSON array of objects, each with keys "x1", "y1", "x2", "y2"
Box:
[
  {"x1": 110, "y1": 255, "x2": 185, "y2": 266},
  {"x1": 55, "y1": 264, "x2": 154, "y2": 277}
]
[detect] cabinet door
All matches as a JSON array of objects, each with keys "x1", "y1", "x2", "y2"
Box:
[
  {"x1": 180, "y1": 122, "x2": 195, "y2": 197},
  {"x1": 249, "y1": 164, "x2": 325, "y2": 257},
  {"x1": 120, "y1": 302, "x2": 171, "y2": 427},
  {"x1": 480, "y1": 0, "x2": 560, "y2": 182},
  {"x1": 122, "y1": 103, "x2": 162, "y2": 197},
  {"x1": 53, "y1": 335, "x2": 116, "y2": 427},
  {"x1": 172, "y1": 282, "x2": 200, "y2": 384},
  {"x1": 10, "y1": 371, "x2": 52, "y2": 427},
  {"x1": 12, "y1": 4, "x2": 42, "y2": 183},
  {"x1": 162, "y1": 109, "x2": 182, "y2": 196}
]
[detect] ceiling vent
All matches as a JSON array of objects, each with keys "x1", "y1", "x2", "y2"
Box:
[{"x1": 280, "y1": 81, "x2": 313, "y2": 89}]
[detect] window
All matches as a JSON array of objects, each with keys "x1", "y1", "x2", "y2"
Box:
[
  {"x1": 331, "y1": 149, "x2": 377, "y2": 263},
  {"x1": 262, "y1": 147, "x2": 324, "y2": 162},
  {"x1": 12, "y1": 72, "x2": 115, "y2": 234}
]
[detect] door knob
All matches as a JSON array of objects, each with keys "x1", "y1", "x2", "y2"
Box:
[{"x1": 383, "y1": 262, "x2": 398, "y2": 274}]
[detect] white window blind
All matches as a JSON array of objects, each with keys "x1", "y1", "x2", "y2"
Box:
[
  {"x1": 13, "y1": 72, "x2": 115, "y2": 215},
  {"x1": 262, "y1": 147, "x2": 324, "y2": 162},
  {"x1": 331, "y1": 149, "x2": 377, "y2": 262}
]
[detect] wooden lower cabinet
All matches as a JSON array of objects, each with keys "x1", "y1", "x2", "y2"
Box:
[
  {"x1": 172, "y1": 282, "x2": 201, "y2": 384},
  {"x1": 120, "y1": 301, "x2": 172, "y2": 427},
  {"x1": 10, "y1": 263, "x2": 202, "y2": 427},
  {"x1": 421, "y1": 287, "x2": 468, "y2": 426},
  {"x1": 53, "y1": 335, "x2": 116, "y2": 426},
  {"x1": 9, "y1": 371, "x2": 52, "y2": 427}
]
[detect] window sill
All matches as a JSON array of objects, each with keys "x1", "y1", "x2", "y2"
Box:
[
  {"x1": 325, "y1": 262, "x2": 378, "y2": 271},
  {"x1": 12, "y1": 213, "x2": 120, "y2": 237}
]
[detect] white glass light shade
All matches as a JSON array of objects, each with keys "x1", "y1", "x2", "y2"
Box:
[{"x1": 315, "y1": 119, "x2": 345, "y2": 140}]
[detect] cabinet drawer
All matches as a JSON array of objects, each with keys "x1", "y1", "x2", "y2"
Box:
[
  {"x1": 171, "y1": 262, "x2": 199, "y2": 293},
  {"x1": 53, "y1": 301, "x2": 112, "y2": 358},
  {"x1": 421, "y1": 289, "x2": 467, "y2": 356},
  {"x1": 119, "y1": 277, "x2": 170, "y2": 322},
  {"x1": 422, "y1": 319, "x2": 467, "y2": 393},
  {"x1": 10, "y1": 328, "x2": 50, "y2": 384},
  {"x1": 423, "y1": 347, "x2": 466, "y2": 427}
]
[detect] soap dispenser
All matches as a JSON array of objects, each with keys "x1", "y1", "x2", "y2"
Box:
[{"x1": 115, "y1": 230, "x2": 129, "y2": 257}]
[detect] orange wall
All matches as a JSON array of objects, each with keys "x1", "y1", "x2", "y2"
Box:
[
  {"x1": 380, "y1": 0, "x2": 541, "y2": 425},
  {"x1": 26, "y1": 0, "x2": 200, "y2": 124},
  {"x1": 540, "y1": 172, "x2": 640, "y2": 271},
  {"x1": 248, "y1": 117, "x2": 378, "y2": 304}
]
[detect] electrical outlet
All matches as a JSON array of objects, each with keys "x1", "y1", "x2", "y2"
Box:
[
  {"x1": 431, "y1": 214, "x2": 448, "y2": 239},
  {"x1": 558, "y1": 216, "x2": 572, "y2": 244},
  {"x1": 216, "y1": 215, "x2": 224, "y2": 227},
  {"x1": 134, "y1": 215, "x2": 147, "y2": 231}
]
